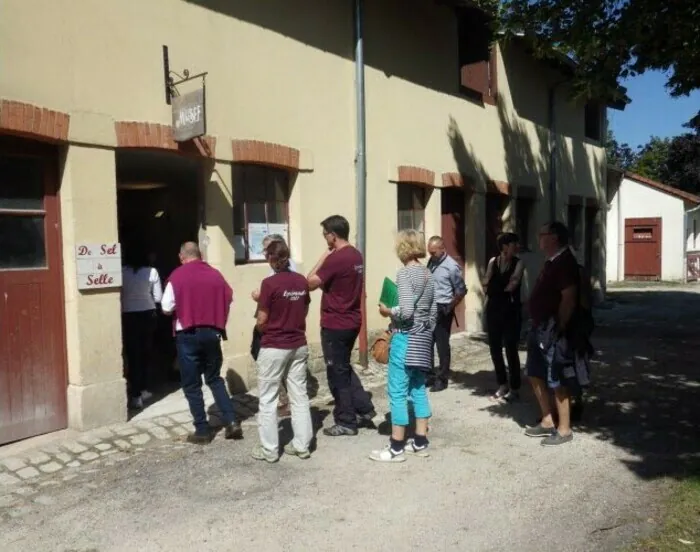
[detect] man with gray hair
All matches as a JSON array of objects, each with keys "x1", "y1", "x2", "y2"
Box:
[
  {"x1": 427, "y1": 236, "x2": 467, "y2": 392},
  {"x1": 161, "y1": 242, "x2": 242, "y2": 444}
]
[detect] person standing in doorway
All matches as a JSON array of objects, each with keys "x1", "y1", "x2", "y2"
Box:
[
  {"x1": 251, "y1": 233, "x2": 298, "y2": 418},
  {"x1": 426, "y1": 236, "x2": 467, "y2": 392},
  {"x1": 483, "y1": 232, "x2": 525, "y2": 402},
  {"x1": 161, "y1": 242, "x2": 243, "y2": 444},
  {"x1": 120, "y1": 246, "x2": 162, "y2": 410},
  {"x1": 252, "y1": 240, "x2": 313, "y2": 463},
  {"x1": 308, "y1": 215, "x2": 376, "y2": 436},
  {"x1": 524, "y1": 222, "x2": 579, "y2": 446}
]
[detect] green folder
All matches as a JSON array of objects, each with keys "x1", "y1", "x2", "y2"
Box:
[{"x1": 379, "y1": 277, "x2": 399, "y2": 308}]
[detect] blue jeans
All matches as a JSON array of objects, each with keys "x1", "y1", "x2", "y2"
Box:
[
  {"x1": 387, "y1": 333, "x2": 431, "y2": 426},
  {"x1": 175, "y1": 327, "x2": 236, "y2": 435}
]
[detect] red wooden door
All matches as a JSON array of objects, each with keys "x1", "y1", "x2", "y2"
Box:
[
  {"x1": 0, "y1": 139, "x2": 68, "y2": 444},
  {"x1": 624, "y1": 217, "x2": 662, "y2": 281},
  {"x1": 441, "y1": 187, "x2": 466, "y2": 332}
]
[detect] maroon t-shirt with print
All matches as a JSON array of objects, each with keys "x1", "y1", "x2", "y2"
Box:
[
  {"x1": 316, "y1": 245, "x2": 364, "y2": 330},
  {"x1": 257, "y1": 271, "x2": 310, "y2": 349}
]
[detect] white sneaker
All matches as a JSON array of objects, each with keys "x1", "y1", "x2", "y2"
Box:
[
  {"x1": 369, "y1": 445, "x2": 406, "y2": 463},
  {"x1": 404, "y1": 438, "x2": 430, "y2": 457}
]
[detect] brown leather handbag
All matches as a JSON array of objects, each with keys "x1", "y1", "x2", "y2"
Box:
[{"x1": 370, "y1": 330, "x2": 392, "y2": 365}]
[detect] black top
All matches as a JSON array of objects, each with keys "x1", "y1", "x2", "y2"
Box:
[{"x1": 486, "y1": 255, "x2": 521, "y2": 313}]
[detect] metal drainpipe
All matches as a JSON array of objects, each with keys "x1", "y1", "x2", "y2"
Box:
[
  {"x1": 354, "y1": 0, "x2": 369, "y2": 367},
  {"x1": 547, "y1": 84, "x2": 558, "y2": 222}
]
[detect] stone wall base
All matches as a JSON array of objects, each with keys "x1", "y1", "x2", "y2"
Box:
[{"x1": 67, "y1": 379, "x2": 127, "y2": 431}]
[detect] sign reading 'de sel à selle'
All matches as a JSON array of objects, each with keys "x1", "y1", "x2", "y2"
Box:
[{"x1": 75, "y1": 243, "x2": 122, "y2": 291}]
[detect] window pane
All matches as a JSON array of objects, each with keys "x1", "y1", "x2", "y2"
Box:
[
  {"x1": 0, "y1": 155, "x2": 44, "y2": 210},
  {"x1": 268, "y1": 201, "x2": 287, "y2": 224},
  {"x1": 398, "y1": 210, "x2": 414, "y2": 231},
  {"x1": 412, "y1": 187, "x2": 426, "y2": 210},
  {"x1": 247, "y1": 202, "x2": 266, "y2": 224},
  {"x1": 269, "y1": 170, "x2": 290, "y2": 201},
  {"x1": 397, "y1": 186, "x2": 412, "y2": 211},
  {"x1": 0, "y1": 215, "x2": 46, "y2": 269},
  {"x1": 233, "y1": 204, "x2": 245, "y2": 234},
  {"x1": 414, "y1": 209, "x2": 425, "y2": 233},
  {"x1": 233, "y1": 234, "x2": 247, "y2": 262}
]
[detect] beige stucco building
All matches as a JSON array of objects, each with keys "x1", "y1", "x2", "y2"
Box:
[{"x1": 0, "y1": 0, "x2": 617, "y2": 444}]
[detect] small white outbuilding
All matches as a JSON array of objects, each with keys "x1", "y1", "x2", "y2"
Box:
[{"x1": 606, "y1": 169, "x2": 700, "y2": 282}]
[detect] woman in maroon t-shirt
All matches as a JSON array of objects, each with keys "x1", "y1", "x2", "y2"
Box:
[{"x1": 252, "y1": 241, "x2": 313, "y2": 463}]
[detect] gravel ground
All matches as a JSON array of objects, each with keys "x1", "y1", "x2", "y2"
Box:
[{"x1": 1, "y1": 283, "x2": 698, "y2": 552}]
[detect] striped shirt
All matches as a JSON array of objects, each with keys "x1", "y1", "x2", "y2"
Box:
[{"x1": 389, "y1": 264, "x2": 437, "y2": 369}]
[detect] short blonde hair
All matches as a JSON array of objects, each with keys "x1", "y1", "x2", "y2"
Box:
[{"x1": 395, "y1": 229, "x2": 427, "y2": 263}]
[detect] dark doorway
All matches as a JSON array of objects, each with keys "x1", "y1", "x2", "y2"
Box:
[
  {"x1": 116, "y1": 150, "x2": 202, "y2": 393},
  {"x1": 441, "y1": 187, "x2": 467, "y2": 332},
  {"x1": 485, "y1": 192, "x2": 509, "y2": 266}
]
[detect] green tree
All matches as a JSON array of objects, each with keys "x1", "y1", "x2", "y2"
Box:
[
  {"x1": 631, "y1": 137, "x2": 670, "y2": 181},
  {"x1": 499, "y1": 1, "x2": 700, "y2": 103},
  {"x1": 662, "y1": 119, "x2": 700, "y2": 194},
  {"x1": 604, "y1": 129, "x2": 636, "y2": 170}
]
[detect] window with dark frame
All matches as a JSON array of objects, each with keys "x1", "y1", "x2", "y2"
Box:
[
  {"x1": 232, "y1": 164, "x2": 291, "y2": 263},
  {"x1": 515, "y1": 197, "x2": 534, "y2": 251},
  {"x1": 584, "y1": 102, "x2": 603, "y2": 141},
  {"x1": 397, "y1": 184, "x2": 427, "y2": 235},
  {"x1": 0, "y1": 155, "x2": 47, "y2": 270},
  {"x1": 457, "y1": 7, "x2": 497, "y2": 104}
]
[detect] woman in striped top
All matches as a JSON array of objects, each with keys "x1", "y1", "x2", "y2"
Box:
[{"x1": 371, "y1": 230, "x2": 437, "y2": 463}]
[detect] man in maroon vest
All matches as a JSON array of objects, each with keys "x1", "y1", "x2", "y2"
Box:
[{"x1": 161, "y1": 242, "x2": 243, "y2": 444}]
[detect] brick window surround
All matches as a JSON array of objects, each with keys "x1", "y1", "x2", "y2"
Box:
[{"x1": 0, "y1": 99, "x2": 70, "y2": 142}]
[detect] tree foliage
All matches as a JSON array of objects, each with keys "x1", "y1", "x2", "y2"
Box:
[
  {"x1": 498, "y1": 0, "x2": 700, "y2": 103},
  {"x1": 663, "y1": 119, "x2": 700, "y2": 195}
]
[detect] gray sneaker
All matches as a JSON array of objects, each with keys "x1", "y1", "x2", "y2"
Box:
[
  {"x1": 504, "y1": 390, "x2": 520, "y2": 402},
  {"x1": 541, "y1": 431, "x2": 574, "y2": 446},
  {"x1": 251, "y1": 445, "x2": 279, "y2": 463},
  {"x1": 524, "y1": 424, "x2": 557, "y2": 438},
  {"x1": 284, "y1": 443, "x2": 311, "y2": 459}
]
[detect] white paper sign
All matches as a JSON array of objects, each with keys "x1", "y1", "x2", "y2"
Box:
[
  {"x1": 75, "y1": 242, "x2": 122, "y2": 290},
  {"x1": 247, "y1": 223, "x2": 270, "y2": 261},
  {"x1": 267, "y1": 223, "x2": 290, "y2": 245}
]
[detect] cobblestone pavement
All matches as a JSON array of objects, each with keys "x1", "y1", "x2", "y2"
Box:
[
  {"x1": 0, "y1": 335, "x2": 485, "y2": 524},
  {"x1": 2, "y1": 285, "x2": 698, "y2": 551}
]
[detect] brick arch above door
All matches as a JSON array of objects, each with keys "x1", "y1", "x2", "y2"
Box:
[{"x1": 114, "y1": 121, "x2": 217, "y2": 158}]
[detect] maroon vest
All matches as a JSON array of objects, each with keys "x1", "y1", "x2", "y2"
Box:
[{"x1": 167, "y1": 260, "x2": 233, "y2": 335}]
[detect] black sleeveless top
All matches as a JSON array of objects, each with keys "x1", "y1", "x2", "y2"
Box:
[{"x1": 486, "y1": 255, "x2": 521, "y2": 313}]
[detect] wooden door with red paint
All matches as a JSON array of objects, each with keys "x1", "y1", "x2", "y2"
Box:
[
  {"x1": 0, "y1": 139, "x2": 68, "y2": 444},
  {"x1": 624, "y1": 217, "x2": 662, "y2": 281},
  {"x1": 441, "y1": 187, "x2": 467, "y2": 332}
]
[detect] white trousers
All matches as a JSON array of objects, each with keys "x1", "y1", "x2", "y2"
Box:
[{"x1": 256, "y1": 346, "x2": 312, "y2": 454}]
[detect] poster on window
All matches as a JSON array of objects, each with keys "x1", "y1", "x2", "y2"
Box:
[
  {"x1": 247, "y1": 223, "x2": 270, "y2": 261},
  {"x1": 267, "y1": 223, "x2": 289, "y2": 245}
]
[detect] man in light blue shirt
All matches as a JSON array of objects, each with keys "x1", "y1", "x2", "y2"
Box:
[{"x1": 427, "y1": 236, "x2": 467, "y2": 392}]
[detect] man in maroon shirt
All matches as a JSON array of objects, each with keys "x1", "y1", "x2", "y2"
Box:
[
  {"x1": 308, "y1": 215, "x2": 376, "y2": 436},
  {"x1": 161, "y1": 242, "x2": 243, "y2": 444},
  {"x1": 524, "y1": 222, "x2": 579, "y2": 446}
]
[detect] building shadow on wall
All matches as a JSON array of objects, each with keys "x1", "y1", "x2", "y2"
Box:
[{"x1": 453, "y1": 289, "x2": 700, "y2": 483}]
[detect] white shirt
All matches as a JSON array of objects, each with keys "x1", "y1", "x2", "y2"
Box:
[{"x1": 121, "y1": 266, "x2": 162, "y2": 313}]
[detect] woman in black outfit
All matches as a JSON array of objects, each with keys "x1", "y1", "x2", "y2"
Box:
[{"x1": 483, "y1": 233, "x2": 525, "y2": 402}]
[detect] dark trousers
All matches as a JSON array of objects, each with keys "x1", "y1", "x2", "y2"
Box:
[
  {"x1": 122, "y1": 310, "x2": 156, "y2": 398},
  {"x1": 175, "y1": 327, "x2": 236, "y2": 435},
  {"x1": 486, "y1": 307, "x2": 521, "y2": 390},
  {"x1": 433, "y1": 305, "x2": 454, "y2": 383},
  {"x1": 321, "y1": 328, "x2": 375, "y2": 429}
]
